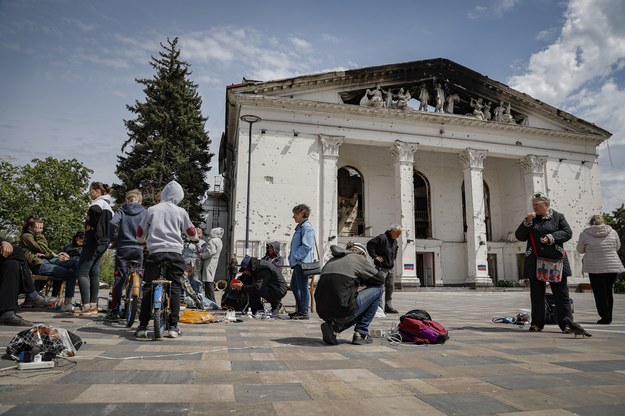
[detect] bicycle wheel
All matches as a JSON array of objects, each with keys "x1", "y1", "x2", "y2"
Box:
[
  {"x1": 153, "y1": 307, "x2": 167, "y2": 340},
  {"x1": 125, "y1": 273, "x2": 140, "y2": 327}
]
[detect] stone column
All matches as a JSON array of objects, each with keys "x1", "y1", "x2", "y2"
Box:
[
  {"x1": 458, "y1": 148, "x2": 491, "y2": 286},
  {"x1": 390, "y1": 140, "x2": 418, "y2": 287},
  {"x1": 319, "y1": 134, "x2": 344, "y2": 262},
  {"x1": 519, "y1": 155, "x2": 547, "y2": 211}
]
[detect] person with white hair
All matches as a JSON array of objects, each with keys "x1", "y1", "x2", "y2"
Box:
[
  {"x1": 314, "y1": 242, "x2": 386, "y2": 345},
  {"x1": 366, "y1": 224, "x2": 402, "y2": 313}
]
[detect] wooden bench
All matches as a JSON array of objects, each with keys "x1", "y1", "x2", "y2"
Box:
[
  {"x1": 576, "y1": 283, "x2": 593, "y2": 293},
  {"x1": 31, "y1": 274, "x2": 66, "y2": 307}
]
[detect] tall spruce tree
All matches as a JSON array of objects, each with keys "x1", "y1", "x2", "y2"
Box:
[{"x1": 114, "y1": 37, "x2": 212, "y2": 223}]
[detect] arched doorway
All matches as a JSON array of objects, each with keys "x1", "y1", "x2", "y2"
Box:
[{"x1": 337, "y1": 166, "x2": 364, "y2": 236}]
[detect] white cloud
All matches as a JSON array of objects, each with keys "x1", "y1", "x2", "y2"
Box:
[
  {"x1": 290, "y1": 36, "x2": 311, "y2": 50},
  {"x1": 468, "y1": 0, "x2": 521, "y2": 19},
  {"x1": 509, "y1": 0, "x2": 625, "y2": 211}
]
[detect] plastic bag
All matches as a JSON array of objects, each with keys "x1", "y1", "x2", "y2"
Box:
[
  {"x1": 6, "y1": 324, "x2": 82, "y2": 359},
  {"x1": 178, "y1": 309, "x2": 215, "y2": 324}
]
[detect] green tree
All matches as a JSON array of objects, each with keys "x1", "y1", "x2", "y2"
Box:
[
  {"x1": 114, "y1": 37, "x2": 212, "y2": 222},
  {"x1": 603, "y1": 205, "x2": 625, "y2": 293},
  {"x1": 0, "y1": 157, "x2": 92, "y2": 249}
]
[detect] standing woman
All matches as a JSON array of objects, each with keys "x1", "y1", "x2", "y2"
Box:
[
  {"x1": 288, "y1": 204, "x2": 316, "y2": 320},
  {"x1": 74, "y1": 182, "x2": 113, "y2": 315},
  {"x1": 577, "y1": 214, "x2": 624, "y2": 324},
  {"x1": 199, "y1": 227, "x2": 223, "y2": 302},
  {"x1": 515, "y1": 193, "x2": 573, "y2": 332}
]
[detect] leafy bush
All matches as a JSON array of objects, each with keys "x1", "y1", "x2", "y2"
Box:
[
  {"x1": 615, "y1": 275, "x2": 625, "y2": 294},
  {"x1": 496, "y1": 280, "x2": 515, "y2": 287},
  {"x1": 99, "y1": 250, "x2": 116, "y2": 287}
]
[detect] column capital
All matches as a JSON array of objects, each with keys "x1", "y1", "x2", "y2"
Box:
[
  {"x1": 519, "y1": 155, "x2": 547, "y2": 175},
  {"x1": 458, "y1": 148, "x2": 487, "y2": 170},
  {"x1": 390, "y1": 140, "x2": 418, "y2": 164},
  {"x1": 319, "y1": 135, "x2": 344, "y2": 157}
]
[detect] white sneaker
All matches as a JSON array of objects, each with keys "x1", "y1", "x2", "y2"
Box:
[
  {"x1": 134, "y1": 327, "x2": 148, "y2": 338},
  {"x1": 167, "y1": 326, "x2": 182, "y2": 338},
  {"x1": 59, "y1": 304, "x2": 74, "y2": 312}
]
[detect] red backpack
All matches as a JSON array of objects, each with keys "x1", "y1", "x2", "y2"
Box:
[{"x1": 398, "y1": 310, "x2": 449, "y2": 344}]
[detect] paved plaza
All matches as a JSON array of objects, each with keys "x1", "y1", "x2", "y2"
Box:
[{"x1": 1, "y1": 289, "x2": 624, "y2": 416}]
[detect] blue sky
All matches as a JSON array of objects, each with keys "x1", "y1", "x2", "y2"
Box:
[{"x1": 1, "y1": 0, "x2": 624, "y2": 212}]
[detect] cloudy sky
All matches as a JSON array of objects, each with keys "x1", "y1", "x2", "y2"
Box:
[{"x1": 1, "y1": 0, "x2": 624, "y2": 212}]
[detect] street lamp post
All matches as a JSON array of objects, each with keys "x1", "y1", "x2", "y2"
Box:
[{"x1": 240, "y1": 114, "x2": 261, "y2": 254}]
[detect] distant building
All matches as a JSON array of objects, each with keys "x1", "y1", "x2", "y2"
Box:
[{"x1": 219, "y1": 58, "x2": 610, "y2": 287}]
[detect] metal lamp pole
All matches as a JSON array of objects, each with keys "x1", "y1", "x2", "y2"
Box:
[{"x1": 240, "y1": 114, "x2": 261, "y2": 254}]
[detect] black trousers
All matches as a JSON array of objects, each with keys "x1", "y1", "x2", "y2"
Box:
[
  {"x1": 0, "y1": 257, "x2": 21, "y2": 313},
  {"x1": 589, "y1": 273, "x2": 617, "y2": 323},
  {"x1": 138, "y1": 252, "x2": 184, "y2": 327},
  {"x1": 204, "y1": 281, "x2": 215, "y2": 302},
  {"x1": 529, "y1": 275, "x2": 573, "y2": 330}
]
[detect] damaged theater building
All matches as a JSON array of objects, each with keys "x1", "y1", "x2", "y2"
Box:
[{"x1": 218, "y1": 58, "x2": 610, "y2": 288}]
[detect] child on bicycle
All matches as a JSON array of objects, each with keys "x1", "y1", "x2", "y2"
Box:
[
  {"x1": 135, "y1": 180, "x2": 198, "y2": 339},
  {"x1": 107, "y1": 189, "x2": 147, "y2": 320}
]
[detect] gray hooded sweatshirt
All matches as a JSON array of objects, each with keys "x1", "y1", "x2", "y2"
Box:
[
  {"x1": 576, "y1": 224, "x2": 624, "y2": 274},
  {"x1": 137, "y1": 181, "x2": 198, "y2": 255}
]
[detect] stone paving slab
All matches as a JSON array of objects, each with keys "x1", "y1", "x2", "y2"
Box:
[{"x1": 0, "y1": 290, "x2": 624, "y2": 416}]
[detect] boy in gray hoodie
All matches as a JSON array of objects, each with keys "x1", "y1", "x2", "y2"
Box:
[{"x1": 135, "y1": 181, "x2": 198, "y2": 339}]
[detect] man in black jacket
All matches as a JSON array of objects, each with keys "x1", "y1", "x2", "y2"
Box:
[
  {"x1": 314, "y1": 243, "x2": 385, "y2": 345},
  {"x1": 366, "y1": 224, "x2": 402, "y2": 313},
  {"x1": 232, "y1": 255, "x2": 288, "y2": 315}
]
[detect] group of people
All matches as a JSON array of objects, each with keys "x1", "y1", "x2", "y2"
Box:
[
  {"x1": 2, "y1": 186, "x2": 622, "y2": 346},
  {"x1": 515, "y1": 193, "x2": 623, "y2": 333}
]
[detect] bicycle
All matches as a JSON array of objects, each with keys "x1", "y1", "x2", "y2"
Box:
[
  {"x1": 118, "y1": 260, "x2": 142, "y2": 328},
  {"x1": 151, "y1": 261, "x2": 172, "y2": 341}
]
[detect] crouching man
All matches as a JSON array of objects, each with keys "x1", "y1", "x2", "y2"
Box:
[
  {"x1": 231, "y1": 255, "x2": 287, "y2": 315},
  {"x1": 314, "y1": 242, "x2": 385, "y2": 345}
]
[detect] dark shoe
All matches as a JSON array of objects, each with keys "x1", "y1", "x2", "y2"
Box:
[
  {"x1": 351, "y1": 332, "x2": 373, "y2": 345},
  {"x1": 321, "y1": 322, "x2": 338, "y2": 345},
  {"x1": 529, "y1": 324, "x2": 543, "y2": 332},
  {"x1": 21, "y1": 295, "x2": 46, "y2": 308},
  {"x1": 0, "y1": 314, "x2": 33, "y2": 327},
  {"x1": 290, "y1": 313, "x2": 309, "y2": 320},
  {"x1": 562, "y1": 325, "x2": 571, "y2": 334},
  {"x1": 384, "y1": 307, "x2": 399, "y2": 314},
  {"x1": 597, "y1": 319, "x2": 611, "y2": 325},
  {"x1": 104, "y1": 311, "x2": 120, "y2": 321}
]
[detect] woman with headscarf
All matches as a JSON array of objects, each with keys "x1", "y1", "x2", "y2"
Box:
[{"x1": 199, "y1": 227, "x2": 223, "y2": 302}]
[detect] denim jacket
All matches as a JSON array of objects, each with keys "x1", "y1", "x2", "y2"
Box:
[{"x1": 288, "y1": 219, "x2": 316, "y2": 267}]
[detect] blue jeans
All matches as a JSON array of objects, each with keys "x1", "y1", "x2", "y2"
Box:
[
  {"x1": 290, "y1": 265, "x2": 309, "y2": 315},
  {"x1": 34, "y1": 258, "x2": 78, "y2": 298},
  {"x1": 77, "y1": 242, "x2": 108, "y2": 304},
  {"x1": 112, "y1": 246, "x2": 143, "y2": 311},
  {"x1": 335, "y1": 286, "x2": 383, "y2": 335}
]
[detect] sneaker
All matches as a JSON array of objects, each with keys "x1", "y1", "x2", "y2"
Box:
[
  {"x1": 597, "y1": 319, "x2": 611, "y2": 325},
  {"x1": 321, "y1": 322, "x2": 338, "y2": 345},
  {"x1": 529, "y1": 325, "x2": 543, "y2": 332},
  {"x1": 134, "y1": 326, "x2": 148, "y2": 338},
  {"x1": 20, "y1": 295, "x2": 46, "y2": 308},
  {"x1": 167, "y1": 326, "x2": 182, "y2": 338},
  {"x1": 59, "y1": 303, "x2": 75, "y2": 313},
  {"x1": 290, "y1": 313, "x2": 309, "y2": 320},
  {"x1": 352, "y1": 332, "x2": 373, "y2": 345},
  {"x1": 0, "y1": 314, "x2": 33, "y2": 327},
  {"x1": 384, "y1": 306, "x2": 399, "y2": 314},
  {"x1": 88, "y1": 304, "x2": 98, "y2": 313},
  {"x1": 104, "y1": 311, "x2": 120, "y2": 321},
  {"x1": 72, "y1": 306, "x2": 97, "y2": 316}
]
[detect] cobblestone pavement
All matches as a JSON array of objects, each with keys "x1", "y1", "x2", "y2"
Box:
[{"x1": 1, "y1": 289, "x2": 624, "y2": 416}]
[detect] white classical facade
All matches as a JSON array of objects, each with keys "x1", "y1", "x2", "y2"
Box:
[{"x1": 219, "y1": 59, "x2": 610, "y2": 287}]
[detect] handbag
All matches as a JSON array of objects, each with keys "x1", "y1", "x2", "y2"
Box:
[
  {"x1": 300, "y1": 238, "x2": 321, "y2": 277},
  {"x1": 529, "y1": 229, "x2": 563, "y2": 283}
]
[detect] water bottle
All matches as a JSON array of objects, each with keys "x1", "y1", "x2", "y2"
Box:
[
  {"x1": 246, "y1": 307, "x2": 252, "y2": 318},
  {"x1": 153, "y1": 284, "x2": 163, "y2": 309}
]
